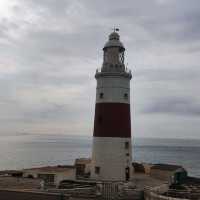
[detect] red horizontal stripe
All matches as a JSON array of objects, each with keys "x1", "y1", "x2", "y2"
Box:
[{"x1": 93, "y1": 103, "x2": 131, "y2": 138}]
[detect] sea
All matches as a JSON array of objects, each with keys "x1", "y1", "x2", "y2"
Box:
[{"x1": 0, "y1": 134, "x2": 199, "y2": 178}]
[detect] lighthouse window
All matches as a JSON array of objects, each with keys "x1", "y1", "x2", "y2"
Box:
[
  {"x1": 95, "y1": 166, "x2": 100, "y2": 174},
  {"x1": 124, "y1": 93, "x2": 128, "y2": 99},
  {"x1": 125, "y1": 142, "x2": 129, "y2": 149},
  {"x1": 98, "y1": 116, "x2": 102, "y2": 123},
  {"x1": 99, "y1": 93, "x2": 104, "y2": 99}
]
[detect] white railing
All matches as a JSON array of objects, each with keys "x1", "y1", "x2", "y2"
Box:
[{"x1": 144, "y1": 184, "x2": 189, "y2": 200}]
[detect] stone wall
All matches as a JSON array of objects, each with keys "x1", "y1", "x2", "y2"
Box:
[
  {"x1": 144, "y1": 184, "x2": 188, "y2": 200},
  {"x1": 0, "y1": 189, "x2": 70, "y2": 200}
]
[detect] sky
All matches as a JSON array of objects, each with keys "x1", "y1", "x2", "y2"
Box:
[{"x1": 0, "y1": 0, "x2": 200, "y2": 139}]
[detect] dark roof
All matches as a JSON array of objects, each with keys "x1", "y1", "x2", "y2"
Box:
[
  {"x1": 0, "y1": 170, "x2": 23, "y2": 175},
  {"x1": 75, "y1": 158, "x2": 91, "y2": 164},
  {"x1": 24, "y1": 165, "x2": 75, "y2": 173},
  {"x1": 151, "y1": 164, "x2": 184, "y2": 171}
]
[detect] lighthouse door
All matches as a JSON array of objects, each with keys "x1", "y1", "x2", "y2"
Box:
[{"x1": 125, "y1": 167, "x2": 130, "y2": 181}]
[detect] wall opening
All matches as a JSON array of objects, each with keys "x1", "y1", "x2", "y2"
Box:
[
  {"x1": 124, "y1": 93, "x2": 128, "y2": 99},
  {"x1": 99, "y1": 93, "x2": 104, "y2": 99},
  {"x1": 125, "y1": 167, "x2": 130, "y2": 181},
  {"x1": 125, "y1": 142, "x2": 129, "y2": 149},
  {"x1": 38, "y1": 174, "x2": 55, "y2": 183},
  {"x1": 98, "y1": 116, "x2": 102, "y2": 124},
  {"x1": 95, "y1": 166, "x2": 100, "y2": 174}
]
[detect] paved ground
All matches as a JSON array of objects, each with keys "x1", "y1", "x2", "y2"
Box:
[
  {"x1": 0, "y1": 173, "x2": 165, "y2": 190},
  {"x1": 0, "y1": 173, "x2": 166, "y2": 200},
  {"x1": 130, "y1": 173, "x2": 166, "y2": 189}
]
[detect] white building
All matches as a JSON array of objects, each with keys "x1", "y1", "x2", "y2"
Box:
[
  {"x1": 91, "y1": 30, "x2": 133, "y2": 181},
  {"x1": 23, "y1": 165, "x2": 76, "y2": 187}
]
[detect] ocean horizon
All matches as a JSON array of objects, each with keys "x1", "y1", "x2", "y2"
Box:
[{"x1": 0, "y1": 134, "x2": 199, "y2": 178}]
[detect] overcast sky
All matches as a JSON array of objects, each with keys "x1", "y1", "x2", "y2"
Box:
[{"x1": 0, "y1": 0, "x2": 200, "y2": 139}]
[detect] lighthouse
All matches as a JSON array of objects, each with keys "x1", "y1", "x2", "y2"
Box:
[{"x1": 91, "y1": 30, "x2": 132, "y2": 181}]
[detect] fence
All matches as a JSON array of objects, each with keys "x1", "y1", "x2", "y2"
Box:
[
  {"x1": 99, "y1": 182, "x2": 120, "y2": 200},
  {"x1": 0, "y1": 189, "x2": 70, "y2": 200},
  {"x1": 144, "y1": 184, "x2": 189, "y2": 200}
]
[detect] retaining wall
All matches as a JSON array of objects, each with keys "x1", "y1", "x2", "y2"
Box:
[
  {"x1": 144, "y1": 184, "x2": 188, "y2": 200},
  {"x1": 0, "y1": 189, "x2": 70, "y2": 200}
]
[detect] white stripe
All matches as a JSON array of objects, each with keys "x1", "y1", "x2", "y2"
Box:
[
  {"x1": 96, "y1": 76, "x2": 130, "y2": 104},
  {"x1": 91, "y1": 137, "x2": 132, "y2": 181}
]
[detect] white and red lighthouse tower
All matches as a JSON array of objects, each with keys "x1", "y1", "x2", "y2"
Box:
[{"x1": 91, "y1": 30, "x2": 132, "y2": 181}]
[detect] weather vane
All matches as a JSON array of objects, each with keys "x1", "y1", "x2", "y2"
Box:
[{"x1": 113, "y1": 27, "x2": 119, "y2": 32}]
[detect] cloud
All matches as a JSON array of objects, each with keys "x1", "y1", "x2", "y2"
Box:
[
  {"x1": 0, "y1": 0, "x2": 199, "y2": 138},
  {"x1": 142, "y1": 97, "x2": 200, "y2": 117},
  {"x1": 135, "y1": 67, "x2": 200, "y2": 82}
]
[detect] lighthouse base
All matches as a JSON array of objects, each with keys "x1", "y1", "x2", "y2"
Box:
[{"x1": 91, "y1": 137, "x2": 132, "y2": 181}]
